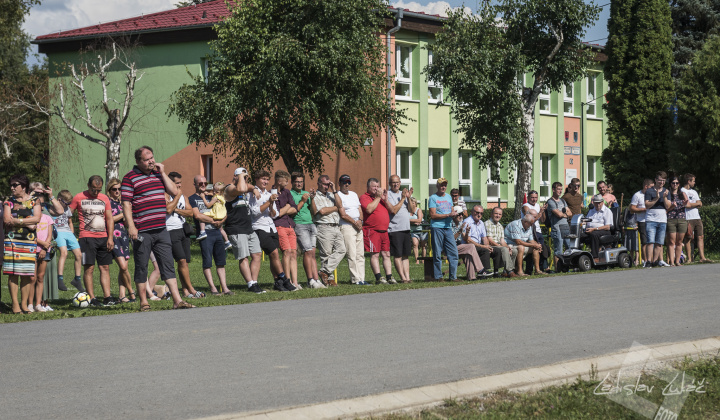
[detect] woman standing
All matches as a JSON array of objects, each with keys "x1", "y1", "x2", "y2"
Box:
[
  {"x1": 106, "y1": 178, "x2": 136, "y2": 302},
  {"x1": 409, "y1": 198, "x2": 427, "y2": 264},
  {"x1": 666, "y1": 176, "x2": 688, "y2": 266},
  {"x1": 3, "y1": 175, "x2": 42, "y2": 314}
]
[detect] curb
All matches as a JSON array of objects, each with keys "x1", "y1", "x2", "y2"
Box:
[{"x1": 199, "y1": 336, "x2": 720, "y2": 420}]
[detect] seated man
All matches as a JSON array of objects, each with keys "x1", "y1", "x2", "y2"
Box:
[
  {"x1": 581, "y1": 194, "x2": 613, "y2": 261},
  {"x1": 485, "y1": 207, "x2": 516, "y2": 277},
  {"x1": 504, "y1": 214, "x2": 544, "y2": 276}
]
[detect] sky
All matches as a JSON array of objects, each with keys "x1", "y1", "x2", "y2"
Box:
[{"x1": 24, "y1": 0, "x2": 610, "y2": 64}]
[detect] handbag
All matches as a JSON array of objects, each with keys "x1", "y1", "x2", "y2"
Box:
[{"x1": 182, "y1": 221, "x2": 195, "y2": 237}]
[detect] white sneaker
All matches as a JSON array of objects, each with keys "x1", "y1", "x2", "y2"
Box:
[
  {"x1": 294, "y1": 283, "x2": 303, "y2": 290},
  {"x1": 27, "y1": 304, "x2": 34, "y2": 312},
  {"x1": 309, "y1": 279, "x2": 326, "y2": 289},
  {"x1": 44, "y1": 304, "x2": 54, "y2": 312},
  {"x1": 387, "y1": 277, "x2": 397, "y2": 284},
  {"x1": 377, "y1": 278, "x2": 388, "y2": 284},
  {"x1": 35, "y1": 305, "x2": 47, "y2": 312},
  {"x1": 657, "y1": 260, "x2": 671, "y2": 267}
]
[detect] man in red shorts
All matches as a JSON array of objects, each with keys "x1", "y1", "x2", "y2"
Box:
[{"x1": 360, "y1": 178, "x2": 396, "y2": 285}]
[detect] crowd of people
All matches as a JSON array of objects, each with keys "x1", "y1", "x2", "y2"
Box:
[{"x1": 1, "y1": 147, "x2": 712, "y2": 314}]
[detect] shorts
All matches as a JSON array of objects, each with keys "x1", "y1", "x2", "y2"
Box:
[
  {"x1": 228, "y1": 232, "x2": 262, "y2": 260},
  {"x1": 79, "y1": 237, "x2": 113, "y2": 266},
  {"x1": 364, "y1": 228, "x2": 390, "y2": 253},
  {"x1": 295, "y1": 223, "x2": 317, "y2": 252},
  {"x1": 277, "y1": 226, "x2": 297, "y2": 251},
  {"x1": 55, "y1": 231, "x2": 80, "y2": 251},
  {"x1": 637, "y1": 222, "x2": 647, "y2": 245},
  {"x1": 169, "y1": 229, "x2": 191, "y2": 263},
  {"x1": 199, "y1": 229, "x2": 227, "y2": 269},
  {"x1": 687, "y1": 219, "x2": 703, "y2": 237},
  {"x1": 411, "y1": 231, "x2": 428, "y2": 242},
  {"x1": 666, "y1": 218, "x2": 688, "y2": 235},
  {"x1": 132, "y1": 228, "x2": 176, "y2": 283},
  {"x1": 389, "y1": 231, "x2": 412, "y2": 257},
  {"x1": 645, "y1": 221, "x2": 667, "y2": 245},
  {"x1": 255, "y1": 229, "x2": 279, "y2": 254},
  {"x1": 510, "y1": 244, "x2": 530, "y2": 257}
]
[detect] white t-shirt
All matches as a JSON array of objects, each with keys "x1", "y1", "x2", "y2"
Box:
[
  {"x1": 630, "y1": 190, "x2": 646, "y2": 223},
  {"x1": 521, "y1": 202, "x2": 542, "y2": 233},
  {"x1": 587, "y1": 206, "x2": 613, "y2": 228},
  {"x1": 337, "y1": 191, "x2": 361, "y2": 226},
  {"x1": 682, "y1": 188, "x2": 701, "y2": 220},
  {"x1": 166, "y1": 194, "x2": 187, "y2": 231}
]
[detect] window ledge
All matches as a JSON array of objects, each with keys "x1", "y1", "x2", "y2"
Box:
[
  {"x1": 396, "y1": 98, "x2": 420, "y2": 103},
  {"x1": 539, "y1": 112, "x2": 558, "y2": 116},
  {"x1": 586, "y1": 116, "x2": 603, "y2": 121}
]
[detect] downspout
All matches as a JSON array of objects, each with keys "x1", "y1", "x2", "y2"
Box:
[{"x1": 386, "y1": 8, "x2": 403, "y2": 187}]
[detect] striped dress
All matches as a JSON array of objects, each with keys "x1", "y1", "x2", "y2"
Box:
[{"x1": 3, "y1": 197, "x2": 39, "y2": 276}]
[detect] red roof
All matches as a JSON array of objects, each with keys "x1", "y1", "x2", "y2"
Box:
[{"x1": 35, "y1": 0, "x2": 232, "y2": 42}]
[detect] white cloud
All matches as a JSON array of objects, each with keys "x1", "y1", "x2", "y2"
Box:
[{"x1": 391, "y1": 1, "x2": 471, "y2": 17}]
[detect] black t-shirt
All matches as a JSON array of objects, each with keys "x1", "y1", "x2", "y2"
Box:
[
  {"x1": 224, "y1": 194, "x2": 253, "y2": 235},
  {"x1": 645, "y1": 187, "x2": 668, "y2": 211},
  {"x1": 188, "y1": 193, "x2": 215, "y2": 234}
]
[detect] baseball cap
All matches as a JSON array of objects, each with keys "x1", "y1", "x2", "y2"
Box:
[
  {"x1": 592, "y1": 194, "x2": 603, "y2": 203},
  {"x1": 234, "y1": 167, "x2": 248, "y2": 176},
  {"x1": 339, "y1": 174, "x2": 351, "y2": 184},
  {"x1": 436, "y1": 177, "x2": 448, "y2": 185},
  {"x1": 453, "y1": 205, "x2": 463, "y2": 214}
]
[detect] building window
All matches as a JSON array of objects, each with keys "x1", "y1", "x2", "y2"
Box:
[
  {"x1": 539, "y1": 85, "x2": 551, "y2": 113},
  {"x1": 201, "y1": 154, "x2": 213, "y2": 183},
  {"x1": 202, "y1": 58, "x2": 210, "y2": 83},
  {"x1": 427, "y1": 50, "x2": 443, "y2": 103},
  {"x1": 459, "y1": 152, "x2": 472, "y2": 197},
  {"x1": 540, "y1": 155, "x2": 551, "y2": 200},
  {"x1": 428, "y1": 149, "x2": 444, "y2": 193},
  {"x1": 395, "y1": 44, "x2": 412, "y2": 100},
  {"x1": 396, "y1": 149, "x2": 412, "y2": 190},
  {"x1": 487, "y1": 164, "x2": 500, "y2": 202},
  {"x1": 587, "y1": 74, "x2": 597, "y2": 117},
  {"x1": 563, "y1": 82, "x2": 574, "y2": 115},
  {"x1": 587, "y1": 157, "x2": 597, "y2": 197}
]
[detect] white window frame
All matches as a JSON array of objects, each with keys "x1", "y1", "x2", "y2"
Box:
[
  {"x1": 427, "y1": 50, "x2": 443, "y2": 103},
  {"x1": 396, "y1": 149, "x2": 412, "y2": 188},
  {"x1": 458, "y1": 152, "x2": 472, "y2": 198},
  {"x1": 586, "y1": 74, "x2": 597, "y2": 117},
  {"x1": 395, "y1": 44, "x2": 412, "y2": 100},
  {"x1": 428, "y1": 150, "x2": 444, "y2": 192},
  {"x1": 539, "y1": 84, "x2": 551, "y2": 114},
  {"x1": 487, "y1": 164, "x2": 500, "y2": 202},
  {"x1": 563, "y1": 82, "x2": 574, "y2": 116},
  {"x1": 202, "y1": 154, "x2": 213, "y2": 183},
  {"x1": 539, "y1": 155, "x2": 551, "y2": 200},
  {"x1": 586, "y1": 157, "x2": 597, "y2": 197},
  {"x1": 202, "y1": 58, "x2": 210, "y2": 84}
]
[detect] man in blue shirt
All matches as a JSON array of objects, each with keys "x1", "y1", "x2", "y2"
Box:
[{"x1": 428, "y1": 177, "x2": 458, "y2": 281}]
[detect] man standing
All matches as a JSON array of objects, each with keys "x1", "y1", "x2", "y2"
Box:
[
  {"x1": 249, "y1": 170, "x2": 295, "y2": 291},
  {"x1": 561, "y1": 178, "x2": 583, "y2": 216},
  {"x1": 547, "y1": 182, "x2": 572, "y2": 268},
  {"x1": 165, "y1": 172, "x2": 204, "y2": 298},
  {"x1": 504, "y1": 214, "x2": 542, "y2": 276},
  {"x1": 360, "y1": 178, "x2": 395, "y2": 284},
  {"x1": 386, "y1": 175, "x2": 416, "y2": 284},
  {"x1": 630, "y1": 179, "x2": 653, "y2": 266},
  {"x1": 273, "y1": 170, "x2": 299, "y2": 288},
  {"x1": 188, "y1": 175, "x2": 231, "y2": 295},
  {"x1": 121, "y1": 146, "x2": 194, "y2": 311},
  {"x1": 69, "y1": 175, "x2": 116, "y2": 307},
  {"x1": 428, "y1": 177, "x2": 458, "y2": 282},
  {"x1": 290, "y1": 172, "x2": 324, "y2": 289},
  {"x1": 598, "y1": 181, "x2": 617, "y2": 207},
  {"x1": 644, "y1": 171, "x2": 671, "y2": 267},
  {"x1": 335, "y1": 175, "x2": 367, "y2": 285},
  {"x1": 581, "y1": 195, "x2": 613, "y2": 262},
  {"x1": 485, "y1": 207, "x2": 517, "y2": 277},
  {"x1": 225, "y1": 168, "x2": 266, "y2": 294},
  {"x1": 311, "y1": 175, "x2": 345, "y2": 286},
  {"x1": 682, "y1": 174, "x2": 711, "y2": 263},
  {"x1": 461, "y1": 205, "x2": 495, "y2": 277}
]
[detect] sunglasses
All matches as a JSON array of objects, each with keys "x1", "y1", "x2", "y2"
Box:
[
  {"x1": 110, "y1": 187, "x2": 121, "y2": 192},
  {"x1": 10, "y1": 183, "x2": 22, "y2": 188},
  {"x1": 670, "y1": 182, "x2": 679, "y2": 185},
  {"x1": 198, "y1": 182, "x2": 207, "y2": 186},
  {"x1": 342, "y1": 181, "x2": 351, "y2": 185}
]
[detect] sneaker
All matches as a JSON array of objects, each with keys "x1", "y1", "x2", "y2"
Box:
[
  {"x1": 643, "y1": 261, "x2": 652, "y2": 268},
  {"x1": 377, "y1": 278, "x2": 388, "y2": 285},
  {"x1": 248, "y1": 283, "x2": 266, "y2": 294},
  {"x1": 36, "y1": 304, "x2": 48, "y2": 312},
  {"x1": 273, "y1": 279, "x2": 289, "y2": 292},
  {"x1": 309, "y1": 279, "x2": 327, "y2": 289},
  {"x1": 657, "y1": 260, "x2": 671, "y2": 267},
  {"x1": 294, "y1": 283, "x2": 303, "y2": 290},
  {"x1": 224, "y1": 241, "x2": 232, "y2": 250},
  {"x1": 197, "y1": 231, "x2": 207, "y2": 241},
  {"x1": 90, "y1": 298, "x2": 105, "y2": 307},
  {"x1": 477, "y1": 269, "x2": 493, "y2": 277},
  {"x1": 282, "y1": 278, "x2": 297, "y2": 291},
  {"x1": 70, "y1": 278, "x2": 85, "y2": 292},
  {"x1": 27, "y1": 304, "x2": 34, "y2": 312},
  {"x1": 44, "y1": 304, "x2": 54, "y2": 312},
  {"x1": 387, "y1": 277, "x2": 397, "y2": 285},
  {"x1": 103, "y1": 297, "x2": 118, "y2": 306}
]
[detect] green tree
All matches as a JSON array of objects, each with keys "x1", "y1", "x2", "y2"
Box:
[
  {"x1": 671, "y1": 0, "x2": 720, "y2": 83},
  {"x1": 169, "y1": 0, "x2": 404, "y2": 175},
  {"x1": 674, "y1": 35, "x2": 720, "y2": 194},
  {"x1": 601, "y1": 0, "x2": 674, "y2": 196},
  {"x1": 425, "y1": 0, "x2": 599, "y2": 214}
]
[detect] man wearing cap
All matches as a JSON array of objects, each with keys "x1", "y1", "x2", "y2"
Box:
[
  {"x1": 335, "y1": 174, "x2": 367, "y2": 285},
  {"x1": 386, "y1": 175, "x2": 416, "y2": 283},
  {"x1": 581, "y1": 194, "x2": 613, "y2": 261},
  {"x1": 311, "y1": 175, "x2": 345, "y2": 286},
  {"x1": 428, "y1": 177, "x2": 459, "y2": 281},
  {"x1": 361, "y1": 178, "x2": 395, "y2": 284}
]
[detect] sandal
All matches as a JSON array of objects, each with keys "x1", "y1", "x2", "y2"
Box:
[
  {"x1": 193, "y1": 291, "x2": 205, "y2": 298},
  {"x1": 185, "y1": 294, "x2": 196, "y2": 299},
  {"x1": 140, "y1": 304, "x2": 151, "y2": 312},
  {"x1": 222, "y1": 291, "x2": 235, "y2": 296},
  {"x1": 128, "y1": 292, "x2": 136, "y2": 303},
  {"x1": 173, "y1": 301, "x2": 196, "y2": 309},
  {"x1": 210, "y1": 291, "x2": 221, "y2": 296},
  {"x1": 149, "y1": 295, "x2": 161, "y2": 301},
  {"x1": 118, "y1": 296, "x2": 131, "y2": 304}
]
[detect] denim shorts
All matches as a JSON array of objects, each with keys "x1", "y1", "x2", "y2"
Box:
[
  {"x1": 295, "y1": 223, "x2": 317, "y2": 252},
  {"x1": 645, "y1": 221, "x2": 667, "y2": 245}
]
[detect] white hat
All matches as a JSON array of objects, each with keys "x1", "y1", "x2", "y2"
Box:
[
  {"x1": 234, "y1": 167, "x2": 248, "y2": 176},
  {"x1": 453, "y1": 206, "x2": 463, "y2": 214}
]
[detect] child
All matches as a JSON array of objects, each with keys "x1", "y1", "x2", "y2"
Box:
[
  {"x1": 52, "y1": 190, "x2": 85, "y2": 292},
  {"x1": 32, "y1": 213, "x2": 54, "y2": 312},
  {"x1": 197, "y1": 182, "x2": 232, "y2": 249}
]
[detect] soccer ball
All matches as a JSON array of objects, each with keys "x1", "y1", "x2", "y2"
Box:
[{"x1": 72, "y1": 292, "x2": 91, "y2": 308}]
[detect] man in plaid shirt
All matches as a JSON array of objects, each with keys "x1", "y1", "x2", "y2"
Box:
[{"x1": 484, "y1": 207, "x2": 517, "y2": 277}]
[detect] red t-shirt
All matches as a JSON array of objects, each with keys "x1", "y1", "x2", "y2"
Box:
[
  {"x1": 360, "y1": 192, "x2": 390, "y2": 231},
  {"x1": 69, "y1": 191, "x2": 111, "y2": 238}
]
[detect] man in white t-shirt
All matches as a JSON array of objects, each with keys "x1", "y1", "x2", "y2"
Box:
[
  {"x1": 682, "y1": 174, "x2": 711, "y2": 263},
  {"x1": 335, "y1": 174, "x2": 367, "y2": 285},
  {"x1": 521, "y1": 190, "x2": 548, "y2": 272},
  {"x1": 629, "y1": 178, "x2": 653, "y2": 266}
]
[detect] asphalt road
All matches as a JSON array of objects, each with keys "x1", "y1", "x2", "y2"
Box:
[{"x1": 1, "y1": 264, "x2": 718, "y2": 419}]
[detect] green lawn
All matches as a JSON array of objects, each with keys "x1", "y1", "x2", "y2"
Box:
[{"x1": 371, "y1": 356, "x2": 720, "y2": 419}]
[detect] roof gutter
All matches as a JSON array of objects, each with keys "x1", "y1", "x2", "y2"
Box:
[
  {"x1": 386, "y1": 8, "x2": 403, "y2": 187},
  {"x1": 32, "y1": 23, "x2": 218, "y2": 45}
]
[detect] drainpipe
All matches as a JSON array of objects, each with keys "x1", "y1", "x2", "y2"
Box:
[{"x1": 386, "y1": 8, "x2": 403, "y2": 187}]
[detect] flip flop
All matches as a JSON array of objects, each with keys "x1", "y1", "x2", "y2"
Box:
[
  {"x1": 193, "y1": 291, "x2": 206, "y2": 298},
  {"x1": 210, "y1": 291, "x2": 221, "y2": 296},
  {"x1": 140, "y1": 304, "x2": 151, "y2": 312},
  {"x1": 149, "y1": 295, "x2": 161, "y2": 301},
  {"x1": 173, "y1": 301, "x2": 196, "y2": 309}
]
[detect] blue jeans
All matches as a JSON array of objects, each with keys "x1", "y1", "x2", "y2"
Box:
[
  {"x1": 551, "y1": 228, "x2": 572, "y2": 256},
  {"x1": 430, "y1": 227, "x2": 458, "y2": 280},
  {"x1": 645, "y1": 221, "x2": 667, "y2": 245}
]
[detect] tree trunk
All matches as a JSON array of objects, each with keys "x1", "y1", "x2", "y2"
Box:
[
  {"x1": 105, "y1": 109, "x2": 121, "y2": 181},
  {"x1": 278, "y1": 133, "x2": 302, "y2": 174},
  {"x1": 514, "y1": 108, "x2": 535, "y2": 219}
]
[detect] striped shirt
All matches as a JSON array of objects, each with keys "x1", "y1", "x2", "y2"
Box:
[
  {"x1": 485, "y1": 219, "x2": 505, "y2": 244},
  {"x1": 121, "y1": 166, "x2": 168, "y2": 232}
]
